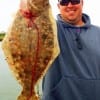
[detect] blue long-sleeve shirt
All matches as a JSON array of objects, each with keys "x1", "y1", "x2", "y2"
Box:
[{"x1": 42, "y1": 13, "x2": 100, "y2": 100}]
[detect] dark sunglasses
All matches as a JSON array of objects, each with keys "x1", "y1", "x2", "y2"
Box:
[{"x1": 59, "y1": 0, "x2": 80, "y2": 6}]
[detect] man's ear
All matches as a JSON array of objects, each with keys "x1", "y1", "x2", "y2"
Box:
[
  {"x1": 57, "y1": 3, "x2": 60, "y2": 9},
  {"x1": 81, "y1": 0, "x2": 83, "y2": 5}
]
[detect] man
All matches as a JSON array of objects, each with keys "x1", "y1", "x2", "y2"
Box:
[{"x1": 42, "y1": 0, "x2": 100, "y2": 100}]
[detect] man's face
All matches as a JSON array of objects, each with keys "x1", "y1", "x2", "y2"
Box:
[{"x1": 58, "y1": 0, "x2": 83, "y2": 25}]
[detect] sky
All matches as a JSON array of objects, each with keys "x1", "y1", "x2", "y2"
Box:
[
  {"x1": 0, "y1": 0, "x2": 100, "y2": 32},
  {"x1": 0, "y1": 0, "x2": 20, "y2": 32}
]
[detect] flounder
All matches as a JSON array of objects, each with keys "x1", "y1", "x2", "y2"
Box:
[{"x1": 2, "y1": 0, "x2": 60, "y2": 100}]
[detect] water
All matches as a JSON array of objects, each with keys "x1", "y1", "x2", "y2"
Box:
[{"x1": 0, "y1": 42, "x2": 21, "y2": 100}]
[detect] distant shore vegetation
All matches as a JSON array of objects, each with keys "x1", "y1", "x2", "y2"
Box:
[{"x1": 0, "y1": 31, "x2": 6, "y2": 41}]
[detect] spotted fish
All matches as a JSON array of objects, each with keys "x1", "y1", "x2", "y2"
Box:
[{"x1": 2, "y1": 0, "x2": 60, "y2": 100}]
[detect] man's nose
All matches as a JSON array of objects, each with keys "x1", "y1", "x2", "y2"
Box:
[{"x1": 67, "y1": 2, "x2": 73, "y2": 6}]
